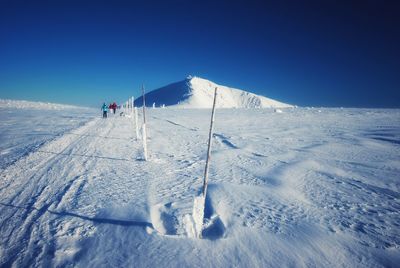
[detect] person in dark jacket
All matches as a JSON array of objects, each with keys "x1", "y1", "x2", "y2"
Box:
[{"x1": 101, "y1": 102, "x2": 108, "y2": 118}]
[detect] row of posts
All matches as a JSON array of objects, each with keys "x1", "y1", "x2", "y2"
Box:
[
  {"x1": 123, "y1": 86, "x2": 218, "y2": 238},
  {"x1": 124, "y1": 85, "x2": 216, "y2": 182},
  {"x1": 124, "y1": 85, "x2": 147, "y2": 161},
  {"x1": 124, "y1": 84, "x2": 217, "y2": 184}
]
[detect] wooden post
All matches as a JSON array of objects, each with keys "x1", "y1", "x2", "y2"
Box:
[
  {"x1": 202, "y1": 87, "x2": 218, "y2": 197},
  {"x1": 142, "y1": 85, "x2": 146, "y2": 122},
  {"x1": 131, "y1": 96, "x2": 135, "y2": 115},
  {"x1": 190, "y1": 87, "x2": 218, "y2": 239},
  {"x1": 134, "y1": 107, "x2": 139, "y2": 140},
  {"x1": 142, "y1": 84, "x2": 148, "y2": 161}
]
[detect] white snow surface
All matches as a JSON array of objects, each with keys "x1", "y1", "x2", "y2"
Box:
[
  {"x1": 0, "y1": 99, "x2": 91, "y2": 110},
  {"x1": 179, "y1": 77, "x2": 292, "y2": 108},
  {"x1": 0, "y1": 100, "x2": 97, "y2": 169},
  {"x1": 0, "y1": 104, "x2": 400, "y2": 267},
  {"x1": 135, "y1": 76, "x2": 292, "y2": 108}
]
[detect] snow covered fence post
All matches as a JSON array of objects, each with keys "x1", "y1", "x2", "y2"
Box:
[
  {"x1": 142, "y1": 84, "x2": 148, "y2": 161},
  {"x1": 134, "y1": 107, "x2": 139, "y2": 140},
  {"x1": 190, "y1": 87, "x2": 218, "y2": 238},
  {"x1": 131, "y1": 96, "x2": 134, "y2": 115},
  {"x1": 202, "y1": 87, "x2": 218, "y2": 197}
]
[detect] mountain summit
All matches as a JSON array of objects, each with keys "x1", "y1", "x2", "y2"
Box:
[{"x1": 134, "y1": 76, "x2": 292, "y2": 108}]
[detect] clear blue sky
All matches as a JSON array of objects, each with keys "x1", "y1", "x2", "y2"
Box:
[{"x1": 0, "y1": 0, "x2": 399, "y2": 107}]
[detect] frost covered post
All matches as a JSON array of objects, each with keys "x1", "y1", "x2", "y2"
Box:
[
  {"x1": 130, "y1": 96, "x2": 139, "y2": 140},
  {"x1": 202, "y1": 87, "x2": 218, "y2": 197},
  {"x1": 131, "y1": 96, "x2": 134, "y2": 115},
  {"x1": 129, "y1": 97, "x2": 133, "y2": 114},
  {"x1": 190, "y1": 87, "x2": 218, "y2": 239},
  {"x1": 142, "y1": 85, "x2": 148, "y2": 161},
  {"x1": 134, "y1": 107, "x2": 139, "y2": 140}
]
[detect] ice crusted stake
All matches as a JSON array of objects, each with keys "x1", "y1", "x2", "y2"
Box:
[
  {"x1": 202, "y1": 87, "x2": 218, "y2": 197},
  {"x1": 142, "y1": 84, "x2": 148, "y2": 161},
  {"x1": 190, "y1": 87, "x2": 218, "y2": 238},
  {"x1": 191, "y1": 195, "x2": 206, "y2": 238},
  {"x1": 134, "y1": 106, "x2": 139, "y2": 140}
]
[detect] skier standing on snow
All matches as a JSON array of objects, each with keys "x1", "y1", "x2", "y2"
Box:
[{"x1": 101, "y1": 102, "x2": 108, "y2": 118}]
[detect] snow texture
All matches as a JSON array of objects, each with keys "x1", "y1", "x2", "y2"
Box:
[
  {"x1": 191, "y1": 194, "x2": 206, "y2": 238},
  {"x1": 134, "y1": 76, "x2": 292, "y2": 108},
  {"x1": 0, "y1": 100, "x2": 95, "y2": 170},
  {"x1": 0, "y1": 100, "x2": 399, "y2": 267},
  {"x1": 0, "y1": 99, "x2": 90, "y2": 110}
]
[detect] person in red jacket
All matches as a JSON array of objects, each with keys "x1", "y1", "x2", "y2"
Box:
[{"x1": 111, "y1": 102, "x2": 117, "y2": 114}]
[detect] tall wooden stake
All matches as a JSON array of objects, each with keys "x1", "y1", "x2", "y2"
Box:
[
  {"x1": 134, "y1": 107, "x2": 139, "y2": 140},
  {"x1": 190, "y1": 87, "x2": 218, "y2": 239},
  {"x1": 142, "y1": 84, "x2": 148, "y2": 161},
  {"x1": 131, "y1": 96, "x2": 134, "y2": 115},
  {"x1": 202, "y1": 87, "x2": 218, "y2": 197},
  {"x1": 142, "y1": 85, "x2": 146, "y2": 123}
]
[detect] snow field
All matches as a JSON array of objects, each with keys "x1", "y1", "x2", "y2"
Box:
[
  {"x1": 0, "y1": 99, "x2": 91, "y2": 110},
  {"x1": 0, "y1": 107, "x2": 399, "y2": 267},
  {"x1": 0, "y1": 106, "x2": 95, "y2": 170}
]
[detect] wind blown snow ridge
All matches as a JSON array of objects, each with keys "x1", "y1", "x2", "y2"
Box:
[
  {"x1": 0, "y1": 99, "x2": 90, "y2": 110},
  {"x1": 134, "y1": 76, "x2": 293, "y2": 108}
]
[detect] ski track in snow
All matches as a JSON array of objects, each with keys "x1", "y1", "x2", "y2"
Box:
[
  {"x1": 0, "y1": 114, "x2": 151, "y2": 267},
  {"x1": 0, "y1": 108, "x2": 399, "y2": 267}
]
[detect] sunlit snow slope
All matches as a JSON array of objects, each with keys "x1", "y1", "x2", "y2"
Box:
[
  {"x1": 1, "y1": 103, "x2": 399, "y2": 267},
  {"x1": 0, "y1": 99, "x2": 90, "y2": 110},
  {"x1": 134, "y1": 76, "x2": 292, "y2": 108},
  {"x1": 0, "y1": 99, "x2": 96, "y2": 169}
]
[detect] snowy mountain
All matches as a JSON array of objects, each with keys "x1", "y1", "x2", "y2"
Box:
[{"x1": 134, "y1": 76, "x2": 292, "y2": 108}]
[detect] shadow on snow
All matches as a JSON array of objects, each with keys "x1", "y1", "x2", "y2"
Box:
[{"x1": 0, "y1": 202, "x2": 153, "y2": 229}]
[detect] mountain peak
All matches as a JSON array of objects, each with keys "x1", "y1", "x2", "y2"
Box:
[{"x1": 134, "y1": 77, "x2": 292, "y2": 108}]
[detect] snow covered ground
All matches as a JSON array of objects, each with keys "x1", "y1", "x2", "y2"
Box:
[
  {"x1": 0, "y1": 104, "x2": 399, "y2": 267},
  {"x1": 0, "y1": 100, "x2": 96, "y2": 170}
]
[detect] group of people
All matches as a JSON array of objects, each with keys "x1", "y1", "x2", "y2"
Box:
[{"x1": 101, "y1": 102, "x2": 117, "y2": 118}]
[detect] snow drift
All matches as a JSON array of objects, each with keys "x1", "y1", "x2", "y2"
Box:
[
  {"x1": 134, "y1": 76, "x2": 292, "y2": 108},
  {"x1": 0, "y1": 99, "x2": 90, "y2": 110}
]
